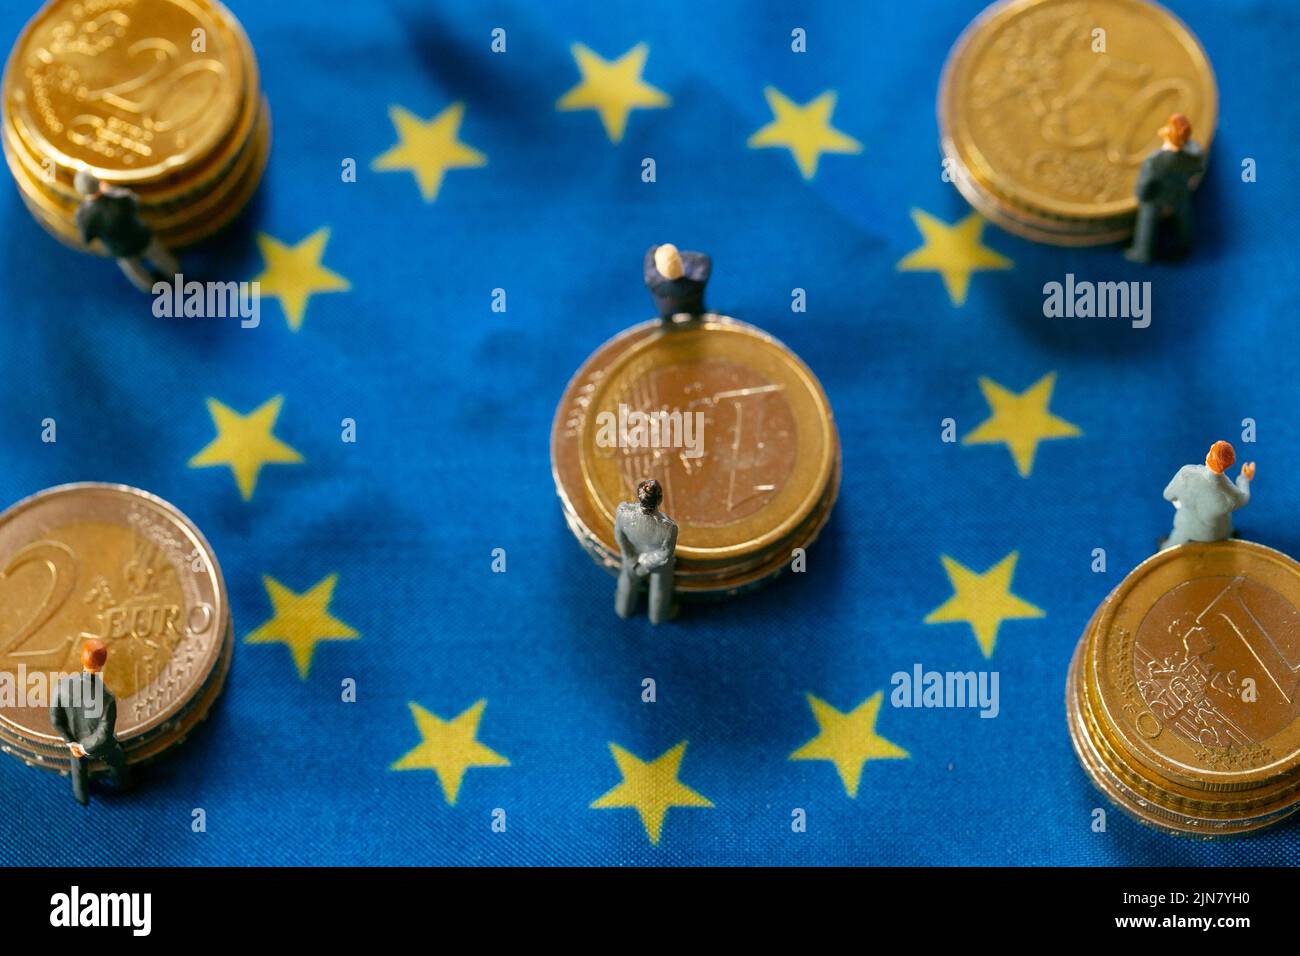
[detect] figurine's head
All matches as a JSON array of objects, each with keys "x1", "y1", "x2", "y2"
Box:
[
  {"x1": 636, "y1": 478, "x2": 663, "y2": 514},
  {"x1": 653, "y1": 244, "x2": 684, "y2": 280},
  {"x1": 1159, "y1": 113, "x2": 1192, "y2": 150},
  {"x1": 1206, "y1": 440, "x2": 1235, "y2": 475},
  {"x1": 74, "y1": 170, "x2": 101, "y2": 197},
  {"x1": 81, "y1": 638, "x2": 108, "y2": 674}
]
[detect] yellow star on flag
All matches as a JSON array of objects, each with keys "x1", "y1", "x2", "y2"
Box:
[
  {"x1": 747, "y1": 86, "x2": 862, "y2": 179},
  {"x1": 244, "y1": 573, "x2": 359, "y2": 679},
  {"x1": 964, "y1": 372, "x2": 1082, "y2": 477},
  {"x1": 789, "y1": 692, "x2": 908, "y2": 798},
  {"x1": 189, "y1": 395, "x2": 303, "y2": 501},
  {"x1": 925, "y1": 552, "x2": 1045, "y2": 657},
  {"x1": 254, "y1": 228, "x2": 350, "y2": 331},
  {"x1": 590, "y1": 741, "x2": 712, "y2": 845},
  {"x1": 372, "y1": 103, "x2": 487, "y2": 202},
  {"x1": 896, "y1": 209, "x2": 1012, "y2": 306},
  {"x1": 556, "y1": 42, "x2": 669, "y2": 144},
  {"x1": 391, "y1": 699, "x2": 509, "y2": 805}
]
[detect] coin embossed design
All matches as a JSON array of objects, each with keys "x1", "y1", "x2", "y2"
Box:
[
  {"x1": 5, "y1": 0, "x2": 244, "y2": 179},
  {"x1": 1, "y1": 0, "x2": 269, "y2": 249},
  {"x1": 552, "y1": 316, "x2": 840, "y2": 594},
  {"x1": 939, "y1": 0, "x2": 1217, "y2": 244},
  {"x1": 0, "y1": 483, "x2": 229, "y2": 757},
  {"x1": 1066, "y1": 540, "x2": 1300, "y2": 837}
]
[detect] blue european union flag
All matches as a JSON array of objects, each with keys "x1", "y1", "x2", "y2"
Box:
[{"x1": 1, "y1": 0, "x2": 1297, "y2": 866}]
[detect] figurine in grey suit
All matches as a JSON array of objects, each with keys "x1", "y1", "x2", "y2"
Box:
[
  {"x1": 614, "y1": 478, "x2": 678, "y2": 624},
  {"x1": 1126, "y1": 113, "x2": 1206, "y2": 265},
  {"x1": 644, "y1": 243, "x2": 711, "y2": 320},
  {"x1": 1161, "y1": 440, "x2": 1255, "y2": 550},
  {"x1": 50, "y1": 638, "x2": 131, "y2": 806}
]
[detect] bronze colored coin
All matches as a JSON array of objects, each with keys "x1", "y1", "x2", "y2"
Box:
[
  {"x1": 0, "y1": 483, "x2": 228, "y2": 751},
  {"x1": 569, "y1": 317, "x2": 837, "y2": 562},
  {"x1": 1089, "y1": 540, "x2": 1300, "y2": 790},
  {"x1": 7, "y1": 97, "x2": 269, "y2": 251},
  {"x1": 7, "y1": 95, "x2": 265, "y2": 230},
  {"x1": 940, "y1": 0, "x2": 1217, "y2": 232},
  {"x1": 3, "y1": 0, "x2": 248, "y2": 183},
  {"x1": 944, "y1": 157, "x2": 1133, "y2": 246},
  {"x1": 4, "y1": 35, "x2": 258, "y2": 211}
]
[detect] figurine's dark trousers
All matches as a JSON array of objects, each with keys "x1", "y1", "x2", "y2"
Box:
[
  {"x1": 616, "y1": 561, "x2": 675, "y2": 625},
  {"x1": 117, "y1": 238, "x2": 180, "y2": 293},
  {"x1": 1129, "y1": 199, "x2": 1192, "y2": 262},
  {"x1": 70, "y1": 741, "x2": 131, "y2": 806}
]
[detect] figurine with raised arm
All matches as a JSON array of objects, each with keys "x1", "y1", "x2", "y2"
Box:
[
  {"x1": 74, "y1": 170, "x2": 180, "y2": 293},
  {"x1": 50, "y1": 638, "x2": 131, "y2": 806},
  {"x1": 614, "y1": 478, "x2": 678, "y2": 624},
  {"x1": 1160, "y1": 440, "x2": 1254, "y2": 550},
  {"x1": 644, "y1": 243, "x2": 711, "y2": 320},
  {"x1": 1125, "y1": 113, "x2": 1206, "y2": 265}
]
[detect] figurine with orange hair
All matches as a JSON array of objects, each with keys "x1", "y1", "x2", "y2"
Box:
[
  {"x1": 1160, "y1": 440, "x2": 1255, "y2": 550},
  {"x1": 1126, "y1": 113, "x2": 1206, "y2": 264},
  {"x1": 50, "y1": 638, "x2": 130, "y2": 806}
]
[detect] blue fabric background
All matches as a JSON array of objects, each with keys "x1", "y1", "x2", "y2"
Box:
[{"x1": 0, "y1": 0, "x2": 1297, "y2": 865}]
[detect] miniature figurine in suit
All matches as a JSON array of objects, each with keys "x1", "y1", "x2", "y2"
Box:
[
  {"x1": 1126, "y1": 113, "x2": 1206, "y2": 265},
  {"x1": 74, "y1": 170, "x2": 180, "y2": 293},
  {"x1": 614, "y1": 478, "x2": 678, "y2": 624},
  {"x1": 1161, "y1": 440, "x2": 1255, "y2": 550},
  {"x1": 50, "y1": 638, "x2": 131, "y2": 806},
  {"x1": 644, "y1": 243, "x2": 711, "y2": 320}
]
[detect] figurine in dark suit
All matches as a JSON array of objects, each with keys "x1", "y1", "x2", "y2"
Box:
[
  {"x1": 644, "y1": 243, "x2": 711, "y2": 320},
  {"x1": 50, "y1": 638, "x2": 131, "y2": 806},
  {"x1": 74, "y1": 170, "x2": 180, "y2": 293},
  {"x1": 1125, "y1": 113, "x2": 1206, "y2": 264},
  {"x1": 614, "y1": 478, "x2": 678, "y2": 624}
]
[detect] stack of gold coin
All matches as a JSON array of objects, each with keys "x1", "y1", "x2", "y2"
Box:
[
  {"x1": 551, "y1": 316, "x2": 841, "y2": 596},
  {"x1": 0, "y1": 483, "x2": 232, "y2": 776},
  {"x1": 1066, "y1": 540, "x2": 1300, "y2": 837},
  {"x1": 2, "y1": 0, "x2": 270, "y2": 253},
  {"x1": 938, "y1": 0, "x2": 1216, "y2": 246}
]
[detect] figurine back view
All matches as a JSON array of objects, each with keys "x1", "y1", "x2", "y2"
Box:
[
  {"x1": 614, "y1": 478, "x2": 678, "y2": 624},
  {"x1": 1161, "y1": 440, "x2": 1254, "y2": 550},
  {"x1": 49, "y1": 638, "x2": 131, "y2": 806}
]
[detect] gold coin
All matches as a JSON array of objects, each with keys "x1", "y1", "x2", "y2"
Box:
[
  {"x1": 1089, "y1": 541, "x2": 1300, "y2": 790},
  {"x1": 939, "y1": 0, "x2": 1217, "y2": 231},
  {"x1": 0, "y1": 483, "x2": 229, "y2": 751},
  {"x1": 3, "y1": 0, "x2": 249, "y2": 183},
  {"x1": 3, "y1": 18, "x2": 259, "y2": 210},
  {"x1": 7, "y1": 97, "x2": 269, "y2": 251},
  {"x1": 569, "y1": 318, "x2": 837, "y2": 563}
]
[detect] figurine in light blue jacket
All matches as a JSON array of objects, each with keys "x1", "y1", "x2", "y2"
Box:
[{"x1": 1161, "y1": 440, "x2": 1255, "y2": 550}]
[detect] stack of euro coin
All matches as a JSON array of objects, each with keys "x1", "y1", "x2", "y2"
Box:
[
  {"x1": 1066, "y1": 540, "x2": 1300, "y2": 837},
  {"x1": 551, "y1": 316, "x2": 840, "y2": 596},
  {"x1": 0, "y1": 484, "x2": 232, "y2": 776},
  {"x1": 2, "y1": 0, "x2": 269, "y2": 253},
  {"x1": 938, "y1": 0, "x2": 1216, "y2": 246}
]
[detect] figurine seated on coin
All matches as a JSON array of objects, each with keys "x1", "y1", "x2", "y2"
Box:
[
  {"x1": 644, "y1": 243, "x2": 711, "y2": 321},
  {"x1": 74, "y1": 171, "x2": 181, "y2": 294},
  {"x1": 50, "y1": 638, "x2": 131, "y2": 807},
  {"x1": 614, "y1": 478, "x2": 678, "y2": 624},
  {"x1": 1160, "y1": 440, "x2": 1254, "y2": 550},
  {"x1": 1125, "y1": 113, "x2": 1206, "y2": 265}
]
